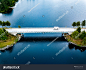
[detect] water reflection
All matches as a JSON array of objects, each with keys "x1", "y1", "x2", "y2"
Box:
[
  {"x1": 68, "y1": 43, "x2": 86, "y2": 52},
  {"x1": 6, "y1": 46, "x2": 14, "y2": 53},
  {"x1": 4, "y1": 9, "x2": 14, "y2": 16},
  {"x1": 0, "y1": 45, "x2": 14, "y2": 53},
  {"x1": 0, "y1": 50, "x2": 5, "y2": 53}
]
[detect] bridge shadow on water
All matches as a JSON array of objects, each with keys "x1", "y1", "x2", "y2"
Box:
[
  {"x1": 20, "y1": 36, "x2": 66, "y2": 42},
  {"x1": 20, "y1": 36, "x2": 86, "y2": 52},
  {"x1": 0, "y1": 36, "x2": 66, "y2": 53},
  {"x1": 1, "y1": 37, "x2": 86, "y2": 53}
]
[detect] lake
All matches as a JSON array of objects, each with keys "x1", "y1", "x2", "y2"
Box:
[{"x1": 0, "y1": 0, "x2": 86, "y2": 64}]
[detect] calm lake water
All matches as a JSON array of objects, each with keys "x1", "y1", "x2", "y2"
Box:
[{"x1": 0, "y1": 0, "x2": 86, "y2": 64}]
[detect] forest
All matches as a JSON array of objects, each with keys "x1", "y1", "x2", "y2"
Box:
[{"x1": 0, "y1": 0, "x2": 18, "y2": 13}]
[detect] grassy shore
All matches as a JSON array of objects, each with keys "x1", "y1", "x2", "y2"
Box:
[
  {"x1": 65, "y1": 34, "x2": 86, "y2": 47},
  {"x1": 0, "y1": 28, "x2": 18, "y2": 48},
  {"x1": 0, "y1": 34, "x2": 18, "y2": 48}
]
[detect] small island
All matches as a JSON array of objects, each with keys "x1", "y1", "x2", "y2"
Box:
[
  {"x1": 0, "y1": 0, "x2": 18, "y2": 13},
  {"x1": 64, "y1": 20, "x2": 86, "y2": 47}
]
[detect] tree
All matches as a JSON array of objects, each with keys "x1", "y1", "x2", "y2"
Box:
[
  {"x1": 83, "y1": 37, "x2": 86, "y2": 44},
  {"x1": 72, "y1": 22, "x2": 77, "y2": 27},
  {"x1": 76, "y1": 27, "x2": 81, "y2": 33},
  {"x1": 79, "y1": 31, "x2": 86, "y2": 39},
  {"x1": 0, "y1": 0, "x2": 18, "y2": 13},
  {"x1": 81, "y1": 20, "x2": 85, "y2": 28},
  {"x1": 71, "y1": 31, "x2": 79, "y2": 39},
  {"x1": 0, "y1": 20, "x2": 2, "y2": 28},
  {"x1": 2, "y1": 21, "x2": 6, "y2": 27},
  {"x1": 76, "y1": 21, "x2": 80, "y2": 27},
  {"x1": 18, "y1": 25, "x2": 21, "y2": 28},
  {"x1": 6, "y1": 21, "x2": 11, "y2": 27},
  {"x1": 0, "y1": 21, "x2": 11, "y2": 28}
]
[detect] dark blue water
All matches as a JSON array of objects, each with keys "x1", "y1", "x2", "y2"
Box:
[{"x1": 0, "y1": 0, "x2": 86, "y2": 64}]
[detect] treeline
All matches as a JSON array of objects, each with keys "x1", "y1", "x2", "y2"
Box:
[
  {"x1": 0, "y1": 20, "x2": 11, "y2": 28},
  {"x1": 0, "y1": 0, "x2": 18, "y2": 13},
  {"x1": 0, "y1": 20, "x2": 11, "y2": 40},
  {"x1": 71, "y1": 27, "x2": 86, "y2": 45},
  {"x1": 72, "y1": 20, "x2": 86, "y2": 28},
  {"x1": 0, "y1": 28, "x2": 8, "y2": 40}
]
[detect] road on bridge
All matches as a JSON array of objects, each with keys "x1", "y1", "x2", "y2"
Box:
[{"x1": 6, "y1": 28, "x2": 86, "y2": 35}]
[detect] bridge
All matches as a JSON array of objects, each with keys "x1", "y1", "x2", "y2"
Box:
[{"x1": 6, "y1": 27, "x2": 86, "y2": 36}]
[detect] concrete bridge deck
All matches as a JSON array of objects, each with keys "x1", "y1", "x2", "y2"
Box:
[{"x1": 6, "y1": 28, "x2": 86, "y2": 36}]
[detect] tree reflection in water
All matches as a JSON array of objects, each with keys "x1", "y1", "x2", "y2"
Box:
[{"x1": 68, "y1": 43, "x2": 86, "y2": 52}]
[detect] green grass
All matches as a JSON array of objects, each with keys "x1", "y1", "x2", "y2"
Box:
[
  {"x1": 65, "y1": 35, "x2": 86, "y2": 47},
  {"x1": 0, "y1": 28, "x2": 18, "y2": 48},
  {"x1": 0, "y1": 34, "x2": 17, "y2": 48},
  {"x1": 77, "y1": 45, "x2": 81, "y2": 47}
]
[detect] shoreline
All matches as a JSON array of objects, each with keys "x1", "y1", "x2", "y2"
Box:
[
  {"x1": 0, "y1": 0, "x2": 18, "y2": 14},
  {"x1": 0, "y1": 34, "x2": 22, "y2": 51},
  {"x1": 64, "y1": 35, "x2": 86, "y2": 48}
]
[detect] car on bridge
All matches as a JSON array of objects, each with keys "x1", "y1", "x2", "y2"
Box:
[{"x1": 54, "y1": 26, "x2": 59, "y2": 30}]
